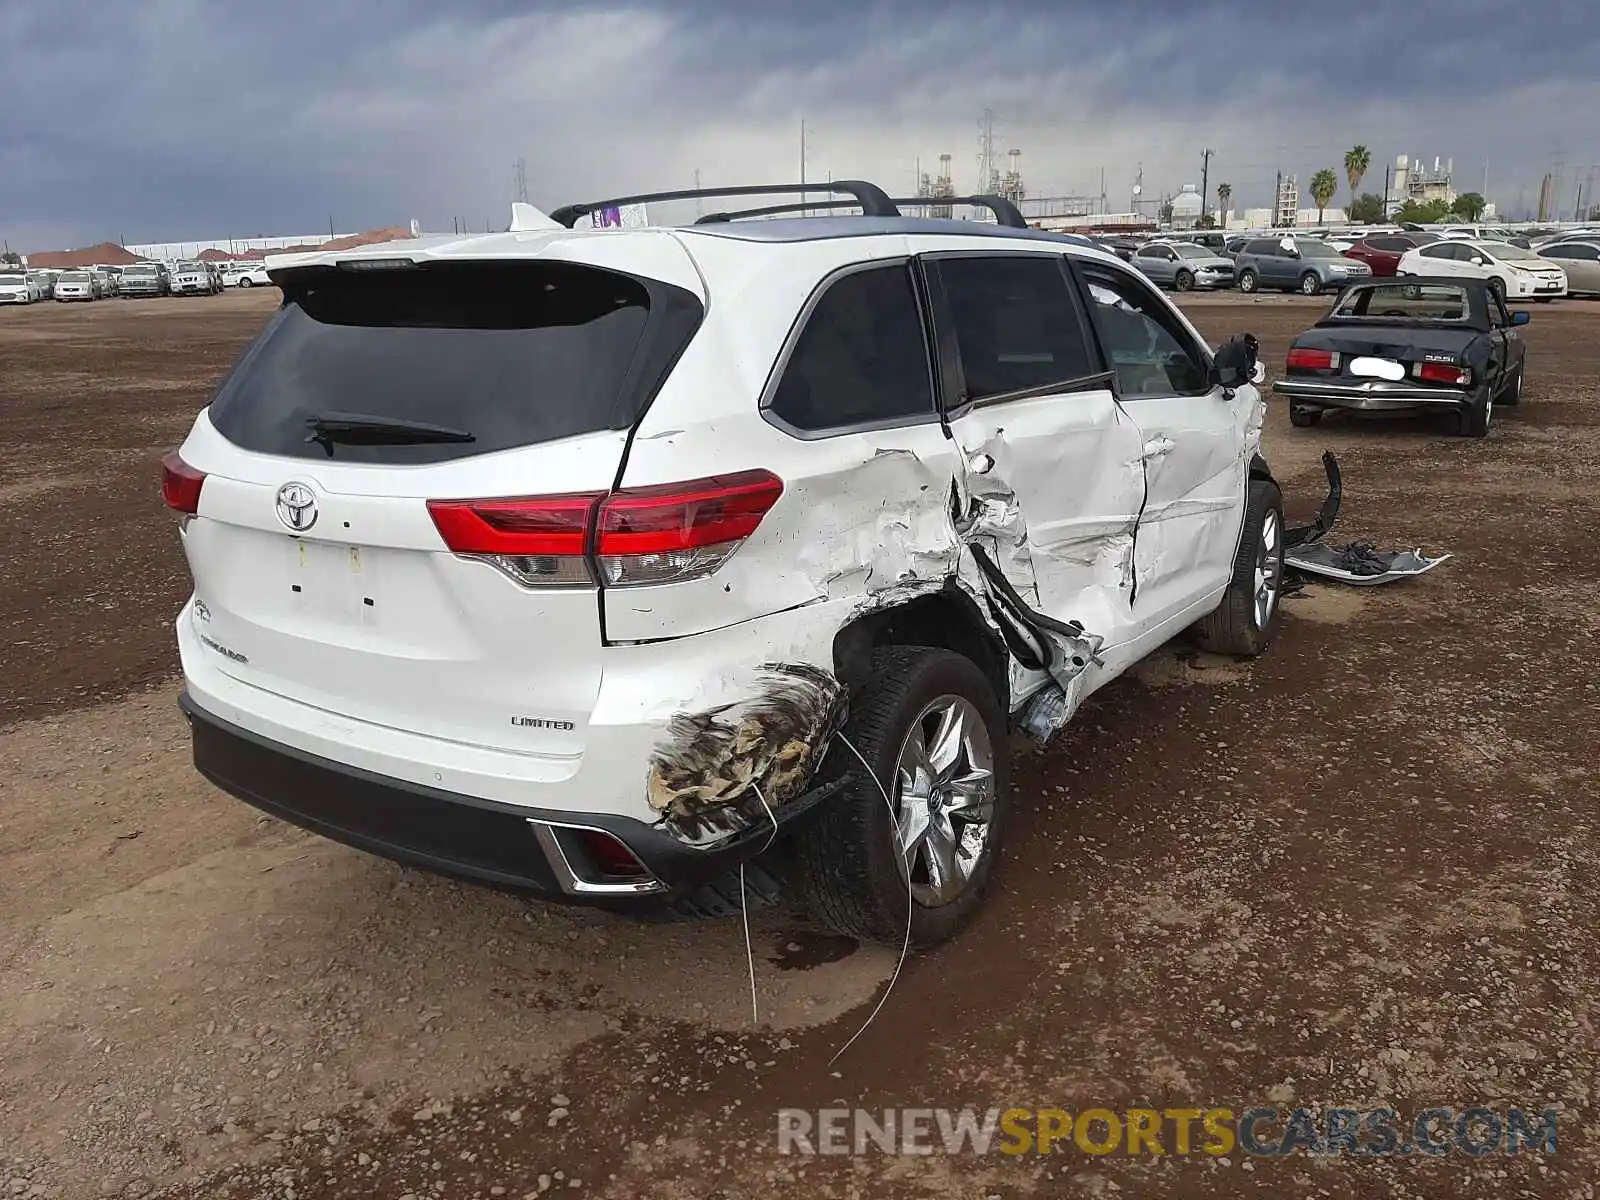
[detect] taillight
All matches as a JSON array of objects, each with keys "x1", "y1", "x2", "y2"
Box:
[
  {"x1": 161, "y1": 451, "x2": 206, "y2": 515},
  {"x1": 427, "y1": 470, "x2": 784, "y2": 589},
  {"x1": 596, "y1": 470, "x2": 784, "y2": 587},
  {"x1": 1286, "y1": 347, "x2": 1338, "y2": 371},
  {"x1": 1415, "y1": 362, "x2": 1471, "y2": 386},
  {"x1": 575, "y1": 829, "x2": 651, "y2": 879}
]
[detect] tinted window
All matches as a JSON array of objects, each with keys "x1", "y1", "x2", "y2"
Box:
[
  {"x1": 935, "y1": 256, "x2": 1095, "y2": 403},
  {"x1": 1369, "y1": 237, "x2": 1409, "y2": 252},
  {"x1": 1081, "y1": 267, "x2": 1209, "y2": 398},
  {"x1": 1245, "y1": 240, "x2": 1280, "y2": 256},
  {"x1": 1540, "y1": 245, "x2": 1577, "y2": 259},
  {"x1": 1572, "y1": 245, "x2": 1599, "y2": 261},
  {"x1": 768, "y1": 263, "x2": 933, "y2": 432},
  {"x1": 208, "y1": 261, "x2": 701, "y2": 464},
  {"x1": 1418, "y1": 244, "x2": 1453, "y2": 259}
]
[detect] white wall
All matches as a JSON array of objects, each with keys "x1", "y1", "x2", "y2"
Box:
[{"x1": 124, "y1": 234, "x2": 349, "y2": 259}]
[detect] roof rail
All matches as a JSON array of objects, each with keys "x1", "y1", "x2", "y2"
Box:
[
  {"x1": 549, "y1": 181, "x2": 899, "y2": 228},
  {"x1": 694, "y1": 194, "x2": 1030, "y2": 229}
]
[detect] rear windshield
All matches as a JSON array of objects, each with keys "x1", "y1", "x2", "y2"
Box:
[
  {"x1": 1331, "y1": 283, "x2": 1469, "y2": 320},
  {"x1": 207, "y1": 260, "x2": 703, "y2": 464}
]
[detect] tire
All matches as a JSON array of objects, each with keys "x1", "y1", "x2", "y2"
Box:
[
  {"x1": 1238, "y1": 269, "x2": 1258, "y2": 294},
  {"x1": 238, "y1": 277, "x2": 253, "y2": 288},
  {"x1": 1500, "y1": 361, "x2": 1523, "y2": 407},
  {"x1": 1174, "y1": 270, "x2": 1194, "y2": 293},
  {"x1": 793, "y1": 647, "x2": 1009, "y2": 949},
  {"x1": 1192, "y1": 479, "x2": 1285, "y2": 657},
  {"x1": 1457, "y1": 385, "x2": 1492, "y2": 438},
  {"x1": 1289, "y1": 404, "x2": 1322, "y2": 428},
  {"x1": 1487, "y1": 277, "x2": 1505, "y2": 304},
  {"x1": 1299, "y1": 272, "x2": 1321, "y2": 296}
]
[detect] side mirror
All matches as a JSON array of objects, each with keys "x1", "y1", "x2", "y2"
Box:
[
  {"x1": 1512, "y1": 311, "x2": 1531, "y2": 326},
  {"x1": 1470, "y1": 257, "x2": 1485, "y2": 266},
  {"x1": 1211, "y1": 333, "x2": 1260, "y2": 391}
]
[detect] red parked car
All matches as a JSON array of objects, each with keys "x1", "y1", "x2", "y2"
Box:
[{"x1": 1342, "y1": 232, "x2": 1440, "y2": 277}]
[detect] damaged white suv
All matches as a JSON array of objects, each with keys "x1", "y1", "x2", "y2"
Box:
[{"x1": 164, "y1": 183, "x2": 1283, "y2": 947}]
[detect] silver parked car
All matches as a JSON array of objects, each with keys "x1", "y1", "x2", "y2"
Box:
[
  {"x1": 1234, "y1": 236, "x2": 1373, "y2": 295},
  {"x1": 170, "y1": 261, "x2": 217, "y2": 296},
  {"x1": 1535, "y1": 241, "x2": 1600, "y2": 296},
  {"x1": 1130, "y1": 240, "x2": 1236, "y2": 291},
  {"x1": 53, "y1": 271, "x2": 97, "y2": 301}
]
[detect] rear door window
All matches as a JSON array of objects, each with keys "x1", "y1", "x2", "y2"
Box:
[
  {"x1": 930, "y1": 255, "x2": 1097, "y2": 405},
  {"x1": 765, "y1": 262, "x2": 936, "y2": 434},
  {"x1": 207, "y1": 261, "x2": 702, "y2": 464}
]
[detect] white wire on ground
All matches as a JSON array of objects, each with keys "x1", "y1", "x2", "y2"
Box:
[
  {"x1": 739, "y1": 782, "x2": 780, "y2": 1026},
  {"x1": 828, "y1": 730, "x2": 914, "y2": 1067}
]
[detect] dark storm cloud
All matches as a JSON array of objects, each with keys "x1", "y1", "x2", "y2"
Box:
[{"x1": 2, "y1": 0, "x2": 1597, "y2": 250}]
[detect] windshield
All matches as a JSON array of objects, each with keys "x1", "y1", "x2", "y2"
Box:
[
  {"x1": 0, "y1": 273, "x2": 25, "y2": 284},
  {"x1": 58, "y1": 273, "x2": 88, "y2": 283},
  {"x1": 1332, "y1": 283, "x2": 1469, "y2": 320},
  {"x1": 1484, "y1": 242, "x2": 1540, "y2": 262},
  {"x1": 1295, "y1": 241, "x2": 1342, "y2": 258},
  {"x1": 1173, "y1": 244, "x2": 1214, "y2": 260},
  {"x1": 208, "y1": 261, "x2": 701, "y2": 465},
  {"x1": 123, "y1": 265, "x2": 157, "y2": 276},
  {"x1": 178, "y1": 262, "x2": 203, "y2": 272}
]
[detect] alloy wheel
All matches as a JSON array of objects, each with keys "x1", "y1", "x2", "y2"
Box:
[
  {"x1": 893, "y1": 695, "x2": 996, "y2": 908},
  {"x1": 1253, "y1": 509, "x2": 1282, "y2": 631}
]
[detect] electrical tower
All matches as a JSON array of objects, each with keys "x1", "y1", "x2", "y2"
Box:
[
  {"x1": 976, "y1": 109, "x2": 1000, "y2": 195},
  {"x1": 514, "y1": 158, "x2": 528, "y2": 204}
]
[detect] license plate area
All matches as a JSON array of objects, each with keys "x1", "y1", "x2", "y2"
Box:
[
  {"x1": 1349, "y1": 356, "x2": 1406, "y2": 381},
  {"x1": 285, "y1": 537, "x2": 381, "y2": 626}
]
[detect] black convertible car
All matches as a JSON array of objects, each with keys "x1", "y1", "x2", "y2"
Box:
[{"x1": 1273, "y1": 277, "x2": 1529, "y2": 438}]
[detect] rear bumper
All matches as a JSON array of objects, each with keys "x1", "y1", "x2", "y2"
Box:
[
  {"x1": 1273, "y1": 378, "x2": 1472, "y2": 411},
  {"x1": 180, "y1": 691, "x2": 823, "y2": 907}
]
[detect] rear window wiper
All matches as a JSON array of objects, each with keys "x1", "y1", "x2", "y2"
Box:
[{"x1": 304, "y1": 412, "x2": 476, "y2": 456}]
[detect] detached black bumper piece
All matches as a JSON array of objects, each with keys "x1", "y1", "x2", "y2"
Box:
[{"x1": 178, "y1": 692, "x2": 801, "y2": 910}]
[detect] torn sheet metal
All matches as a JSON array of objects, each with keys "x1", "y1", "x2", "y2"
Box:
[
  {"x1": 1284, "y1": 543, "x2": 1451, "y2": 586},
  {"x1": 645, "y1": 662, "x2": 845, "y2": 847}
]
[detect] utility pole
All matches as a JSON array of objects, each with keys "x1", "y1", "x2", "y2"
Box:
[
  {"x1": 1200, "y1": 148, "x2": 1213, "y2": 224},
  {"x1": 514, "y1": 158, "x2": 529, "y2": 204},
  {"x1": 693, "y1": 168, "x2": 703, "y2": 217},
  {"x1": 799, "y1": 120, "x2": 807, "y2": 217},
  {"x1": 1383, "y1": 164, "x2": 1392, "y2": 216},
  {"x1": 1275, "y1": 170, "x2": 1282, "y2": 227}
]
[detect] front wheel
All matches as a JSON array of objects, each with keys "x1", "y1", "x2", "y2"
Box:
[
  {"x1": 1299, "y1": 272, "x2": 1321, "y2": 296},
  {"x1": 1501, "y1": 361, "x2": 1523, "y2": 407},
  {"x1": 238, "y1": 277, "x2": 253, "y2": 288},
  {"x1": 1238, "y1": 269, "x2": 1259, "y2": 294},
  {"x1": 1192, "y1": 479, "x2": 1285, "y2": 657},
  {"x1": 1174, "y1": 270, "x2": 1194, "y2": 292},
  {"x1": 794, "y1": 648, "x2": 1008, "y2": 949},
  {"x1": 1487, "y1": 277, "x2": 1506, "y2": 304}
]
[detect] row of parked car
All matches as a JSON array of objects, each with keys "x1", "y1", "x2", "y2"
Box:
[
  {"x1": 1099, "y1": 225, "x2": 1600, "y2": 301},
  {"x1": 0, "y1": 259, "x2": 272, "y2": 305}
]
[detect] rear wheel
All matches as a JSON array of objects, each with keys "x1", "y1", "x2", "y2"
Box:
[
  {"x1": 1174, "y1": 270, "x2": 1194, "y2": 292},
  {"x1": 1487, "y1": 277, "x2": 1505, "y2": 304},
  {"x1": 238, "y1": 277, "x2": 253, "y2": 288},
  {"x1": 1457, "y1": 385, "x2": 1493, "y2": 438},
  {"x1": 1299, "y1": 272, "x2": 1321, "y2": 296},
  {"x1": 1289, "y1": 404, "x2": 1323, "y2": 428},
  {"x1": 794, "y1": 648, "x2": 1008, "y2": 948},
  {"x1": 1238, "y1": 269, "x2": 1259, "y2": 294},
  {"x1": 1193, "y1": 479, "x2": 1284, "y2": 657}
]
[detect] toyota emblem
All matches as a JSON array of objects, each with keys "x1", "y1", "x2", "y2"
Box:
[{"x1": 275, "y1": 482, "x2": 318, "y2": 532}]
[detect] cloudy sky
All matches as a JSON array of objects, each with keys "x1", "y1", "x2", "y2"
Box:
[{"x1": 4, "y1": 0, "x2": 1599, "y2": 251}]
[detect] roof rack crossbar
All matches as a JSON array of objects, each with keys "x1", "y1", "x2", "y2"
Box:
[
  {"x1": 550, "y1": 182, "x2": 900, "y2": 228},
  {"x1": 693, "y1": 194, "x2": 1029, "y2": 229}
]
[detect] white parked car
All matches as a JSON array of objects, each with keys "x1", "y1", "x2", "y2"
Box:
[
  {"x1": 1399, "y1": 239, "x2": 1567, "y2": 302},
  {"x1": 0, "y1": 270, "x2": 40, "y2": 303},
  {"x1": 163, "y1": 184, "x2": 1292, "y2": 945},
  {"x1": 230, "y1": 262, "x2": 271, "y2": 288},
  {"x1": 171, "y1": 261, "x2": 218, "y2": 296},
  {"x1": 52, "y1": 271, "x2": 97, "y2": 301}
]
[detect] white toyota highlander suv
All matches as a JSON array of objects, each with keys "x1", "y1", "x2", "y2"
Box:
[{"x1": 164, "y1": 183, "x2": 1286, "y2": 947}]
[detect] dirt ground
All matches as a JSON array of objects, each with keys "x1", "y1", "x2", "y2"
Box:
[{"x1": 2, "y1": 287, "x2": 1598, "y2": 1199}]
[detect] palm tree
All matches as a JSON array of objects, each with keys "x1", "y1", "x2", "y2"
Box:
[
  {"x1": 1216, "y1": 182, "x2": 1232, "y2": 226},
  {"x1": 1344, "y1": 145, "x2": 1371, "y2": 208},
  {"x1": 1310, "y1": 169, "x2": 1338, "y2": 225}
]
